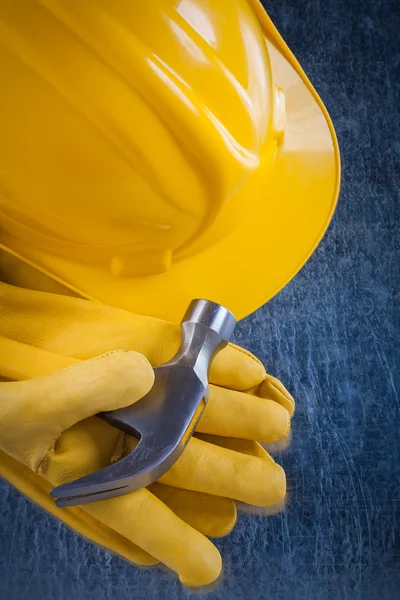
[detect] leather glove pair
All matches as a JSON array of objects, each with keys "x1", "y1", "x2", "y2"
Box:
[{"x1": 0, "y1": 275, "x2": 294, "y2": 586}]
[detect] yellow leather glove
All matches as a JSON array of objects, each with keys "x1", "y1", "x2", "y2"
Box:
[{"x1": 0, "y1": 279, "x2": 294, "y2": 586}]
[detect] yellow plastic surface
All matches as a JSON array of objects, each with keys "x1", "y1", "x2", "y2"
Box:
[{"x1": 0, "y1": 0, "x2": 340, "y2": 322}]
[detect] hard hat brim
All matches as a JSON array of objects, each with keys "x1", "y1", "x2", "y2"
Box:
[{"x1": 1, "y1": 7, "x2": 340, "y2": 323}]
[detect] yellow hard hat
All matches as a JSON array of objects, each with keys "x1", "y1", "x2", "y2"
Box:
[{"x1": 0, "y1": 0, "x2": 340, "y2": 322}]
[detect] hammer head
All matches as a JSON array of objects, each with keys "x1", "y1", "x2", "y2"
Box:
[{"x1": 51, "y1": 300, "x2": 236, "y2": 506}]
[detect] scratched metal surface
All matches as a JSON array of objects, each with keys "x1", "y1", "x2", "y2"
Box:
[{"x1": 1, "y1": 0, "x2": 399, "y2": 598}]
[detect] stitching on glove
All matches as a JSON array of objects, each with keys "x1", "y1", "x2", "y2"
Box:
[
  {"x1": 266, "y1": 376, "x2": 295, "y2": 406},
  {"x1": 66, "y1": 349, "x2": 132, "y2": 372}
]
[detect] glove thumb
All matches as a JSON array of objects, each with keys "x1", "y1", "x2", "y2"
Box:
[{"x1": 0, "y1": 350, "x2": 154, "y2": 471}]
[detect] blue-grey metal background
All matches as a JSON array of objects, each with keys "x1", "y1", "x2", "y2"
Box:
[{"x1": 1, "y1": 0, "x2": 399, "y2": 598}]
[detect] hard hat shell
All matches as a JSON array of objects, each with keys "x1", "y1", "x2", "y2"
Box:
[{"x1": 0, "y1": 0, "x2": 340, "y2": 321}]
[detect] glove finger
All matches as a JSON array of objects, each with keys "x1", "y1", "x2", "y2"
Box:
[
  {"x1": 259, "y1": 374, "x2": 295, "y2": 415},
  {"x1": 0, "y1": 350, "x2": 154, "y2": 471},
  {"x1": 85, "y1": 488, "x2": 222, "y2": 587},
  {"x1": 43, "y1": 419, "x2": 221, "y2": 587},
  {"x1": 209, "y1": 343, "x2": 266, "y2": 390},
  {"x1": 197, "y1": 384, "x2": 290, "y2": 442},
  {"x1": 0, "y1": 450, "x2": 158, "y2": 568},
  {"x1": 148, "y1": 482, "x2": 237, "y2": 538},
  {"x1": 120, "y1": 437, "x2": 237, "y2": 538},
  {"x1": 201, "y1": 434, "x2": 289, "y2": 515},
  {"x1": 158, "y1": 436, "x2": 286, "y2": 507}
]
